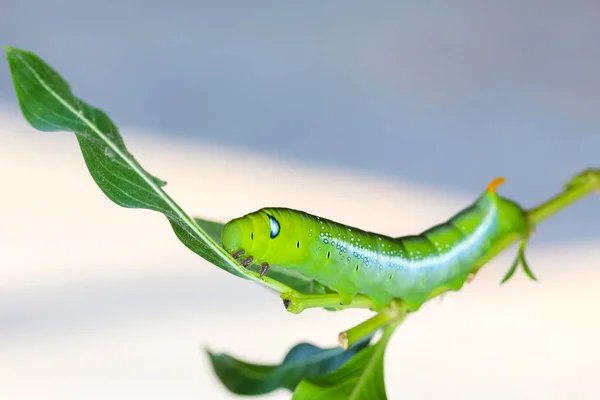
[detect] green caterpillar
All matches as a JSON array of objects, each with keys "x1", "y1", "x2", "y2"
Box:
[{"x1": 222, "y1": 177, "x2": 536, "y2": 311}]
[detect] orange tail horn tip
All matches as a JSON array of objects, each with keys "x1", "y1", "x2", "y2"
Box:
[{"x1": 487, "y1": 177, "x2": 506, "y2": 193}]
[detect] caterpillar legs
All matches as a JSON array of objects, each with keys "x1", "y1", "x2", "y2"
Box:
[
  {"x1": 436, "y1": 273, "x2": 475, "y2": 304},
  {"x1": 232, "y1": 250, "x2": 245, "y2": 259},
  {"x1": 231, "y1": 249, "x2": 269, "y2": 277},
  {"x1": 229, "y1": 248, "x2": 387, "y2": 313},
  {"x1": 240, "y1": 256, "x2": 253, "y2": 267},
  {"x1": 259, "y1": 262, "x2": 269, "y2": 277}
]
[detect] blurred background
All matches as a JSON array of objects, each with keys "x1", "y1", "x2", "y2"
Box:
[{"x1": 1, "y1": 1, "x2": 599, "y2": 399}]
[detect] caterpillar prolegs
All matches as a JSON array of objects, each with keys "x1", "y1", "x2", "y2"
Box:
[{"x1": 222, "y1": 177, "x2": 535, "y2": 311}]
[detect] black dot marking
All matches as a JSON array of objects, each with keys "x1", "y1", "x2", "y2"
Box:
[
  {"x1": 296, "y1": 241, "x2": 300, "y2": 248},
  {"x1": 388, "y1": 275, "x2": 393, "y2": 281},
  {"x1": 251, "y1": 232, "x2": 254, "y2": 240},
  {"x1": 327, "y1": 251, "x2": 331, "y2": 259},
  {"x1": 283, "y1": 299, "x2": 291, "y2": 309},
  {"x1": 355, "y1": 265, "x2": 359, "y2": 272},
  {"x1": 267, "y1": 214, "x2": 280, "y2": 239}
]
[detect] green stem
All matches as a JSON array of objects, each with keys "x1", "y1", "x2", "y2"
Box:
[
  {"x1": 378, "y1": 317, "x2": 402, "y2": 348},
  {"x1": 281, "y1": 292, "x2": 374, "y2": 314},
  {"x1": 528, "y1": 168, "x2": 600, "y2": 224},
  {"x1": 338, "y1": 301, "x2": 407, "y2": 349}
]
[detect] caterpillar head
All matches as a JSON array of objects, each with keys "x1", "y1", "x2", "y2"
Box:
[{"x1": 221, "y1": 209, "x2": 281, "y2": 261}]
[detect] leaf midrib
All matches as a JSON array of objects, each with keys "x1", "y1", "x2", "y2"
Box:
[{"x1": 348, "y1": 343, "x2": 383, "y2": 399}]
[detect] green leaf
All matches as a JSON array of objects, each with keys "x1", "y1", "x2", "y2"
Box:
[
  {"x1": 4, "y1": 46, "x2": 292, "y2": 294},
  {"x1": 207, "y1": 334, "x2": 373, "y2": 396},
  {"x1": 519, "y1": 243, "x2": 538, "y2": 281},
  {"x1": 500, "y1": 253, "x2": 519, "y2": 284},
  {"x1": 292, "y1": 323, "x2": 398, "y2": 400},
  {"x1": 500, "y1": 241, "x2": 537, "y2": 284},
  {"x1": 194, "y1": 217, "x2": 226, "y2": 243}
]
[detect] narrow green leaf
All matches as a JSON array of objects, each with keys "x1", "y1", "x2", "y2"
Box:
[
  {"x1": 500, "y1": 254, "x2": 519, "y2": 284},
  {"x1": 194, "y1": 217, "x2": 226, "y2": 243},
  {"x1": 292, "y1": 323, "x2": 398, "y2": 400},
  {"x1": 4, "y1": 46, "x2": 292, "y2": 294},
  {"x1": 207, "y1": 335, "x2": 373, "y2": 396},
  {"x1": 500, "y1": 241, "x2": 537, "y2": 284},
  {"x1": 519, "y1": 244, "x2": 538, "y2": 281}
]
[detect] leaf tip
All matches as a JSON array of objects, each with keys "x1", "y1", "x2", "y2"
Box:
[
  {"x1": 4, "y1": 45, "x2": 25, "y2": 57},
  {"x1": 4, "y1": 45, "x2": 17, "y2": 60},
  {"x1": 4, "y1": 46, "x2": 34, "y2": 65},
  {"x1": 151, "y1": 176, "x2": 167, "y2": 187}
]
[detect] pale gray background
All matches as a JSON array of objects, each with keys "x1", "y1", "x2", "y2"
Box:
[
  {"x1": 1, "y1": 1, "x2": 599, "y2": 399},
  {"x1": 1, "y1": 0, "x2": 598, "y2": 244}
]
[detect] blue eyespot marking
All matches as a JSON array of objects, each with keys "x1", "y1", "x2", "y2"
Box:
[{"x1": 268, "y1": 214, "x2": 280, "y2": 238}]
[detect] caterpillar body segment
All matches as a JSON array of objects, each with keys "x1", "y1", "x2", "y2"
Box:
[{"x1": 222, "y1": 178, "x2": 533, "y2": 311}]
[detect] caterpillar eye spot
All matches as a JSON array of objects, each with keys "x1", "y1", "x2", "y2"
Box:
[
  {"x1": 355, "y1": 265, "x2": 359, "y2": 272},
  {"x1": 296, "y1": 241, "x2": 300, "y2": 248},
  {"x1": 251, "y1": 232, "x2": 254, "y2": 240},
  {"x1": 327, "y1": 251, "x2": 331, "y2": 259},
  {"x1": 267, "y1": 214, "x2": 280, "y2": 239}
]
